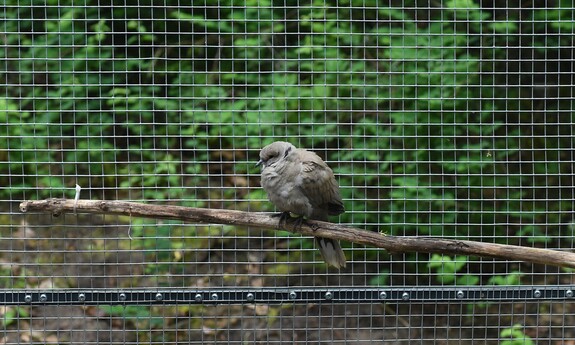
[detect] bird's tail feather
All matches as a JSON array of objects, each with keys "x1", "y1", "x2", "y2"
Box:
[{"x1": 315, "y1": 237, "x2": 346, "y2": 269}]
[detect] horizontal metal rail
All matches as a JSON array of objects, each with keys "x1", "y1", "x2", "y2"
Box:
[{"x1": 0, "y1": 286, "x2": 573, "y2": 305}]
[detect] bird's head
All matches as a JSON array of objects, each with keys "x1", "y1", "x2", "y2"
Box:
[{"x1": 256, "y1": 141, "x2": 296, "y2": 168}]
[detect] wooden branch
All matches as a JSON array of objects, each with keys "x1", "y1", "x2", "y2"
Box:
[{"x1": 19, "y1": 198, "x2": 575, "y2": 269}]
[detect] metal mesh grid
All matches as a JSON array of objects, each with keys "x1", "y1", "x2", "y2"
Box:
[{"x1": 1, "y1": 0, "x2": 574, "y2": 343}]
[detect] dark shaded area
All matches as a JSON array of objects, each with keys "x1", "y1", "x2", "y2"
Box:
[{"x1": 0, "y1": 205, "x2": 572, "y2": 343}]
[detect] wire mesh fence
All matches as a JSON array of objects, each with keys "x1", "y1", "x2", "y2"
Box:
[{"x1": 1, "y1": 0, "x2": 574, "y2": 343}]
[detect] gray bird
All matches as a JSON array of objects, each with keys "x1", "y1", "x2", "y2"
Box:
[{"x1": 256, "y1": 141, "x2": 346, "y2": 269}]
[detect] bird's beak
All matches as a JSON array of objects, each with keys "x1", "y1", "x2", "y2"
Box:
[{"x1": 255, "y1": 160, "x2": 263, "y2": 167}]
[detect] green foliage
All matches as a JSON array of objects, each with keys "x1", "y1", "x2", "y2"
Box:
[
  {"x1": 427, "y1": 255, "x2": 480, "y2": 285},
  {"x1": 500, "y1": 324, "x2": 535, "y2": 345},
  {"x1": 428, "y1": 254, "x2": 524, "y2": 286},
  {"x1": 1, "y1": 306, "x2": 29, "y2": 328},
  {"x1": 488, "y1": 271, "x2": 524, "y2": 286},
  {"x1": 369, "y1": 268, "x2": 390, "y2": 286},
  {"x1": 100, "y1": 305, "x2": 165, "y2": 329}
]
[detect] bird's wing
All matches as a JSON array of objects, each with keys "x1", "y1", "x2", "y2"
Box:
[{"x1": 298, "y1": 151, "x2": 345, "y2": 217}]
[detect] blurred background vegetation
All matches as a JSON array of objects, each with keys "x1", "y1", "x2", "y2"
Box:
[{"x1": 1, "y1": 0, "x2": 574, "y2": 282}]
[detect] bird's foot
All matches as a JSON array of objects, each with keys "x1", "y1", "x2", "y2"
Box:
[
  {"x1": 272, "y1": 211, "x2": 292, "y2": 227},
  {"x1": 271, "y1": 212, "x2": 309, "y2": 230},
  {"x1": 291, "y1": 216, "x2": 307, "y2": 231}
]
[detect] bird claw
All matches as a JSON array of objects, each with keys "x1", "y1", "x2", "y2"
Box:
[
  {"x1": 271, "y1": 212, "x2": 307, "y2": 230},
  {"x1": 291, "y1": 216, "x2": 306, "y2": 231},
  {"x1": 272, "y1": 211, "x2": 292, "y2": 227}
]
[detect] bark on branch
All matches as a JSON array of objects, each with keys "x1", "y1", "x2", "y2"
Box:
[{"x1": 19, "y1": 198, "x2": 575, "y2": 269}]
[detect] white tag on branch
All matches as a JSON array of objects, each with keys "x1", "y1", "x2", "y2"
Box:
[{"x1": 74, "y1": 184, "x2": 82, "y2": 211}]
